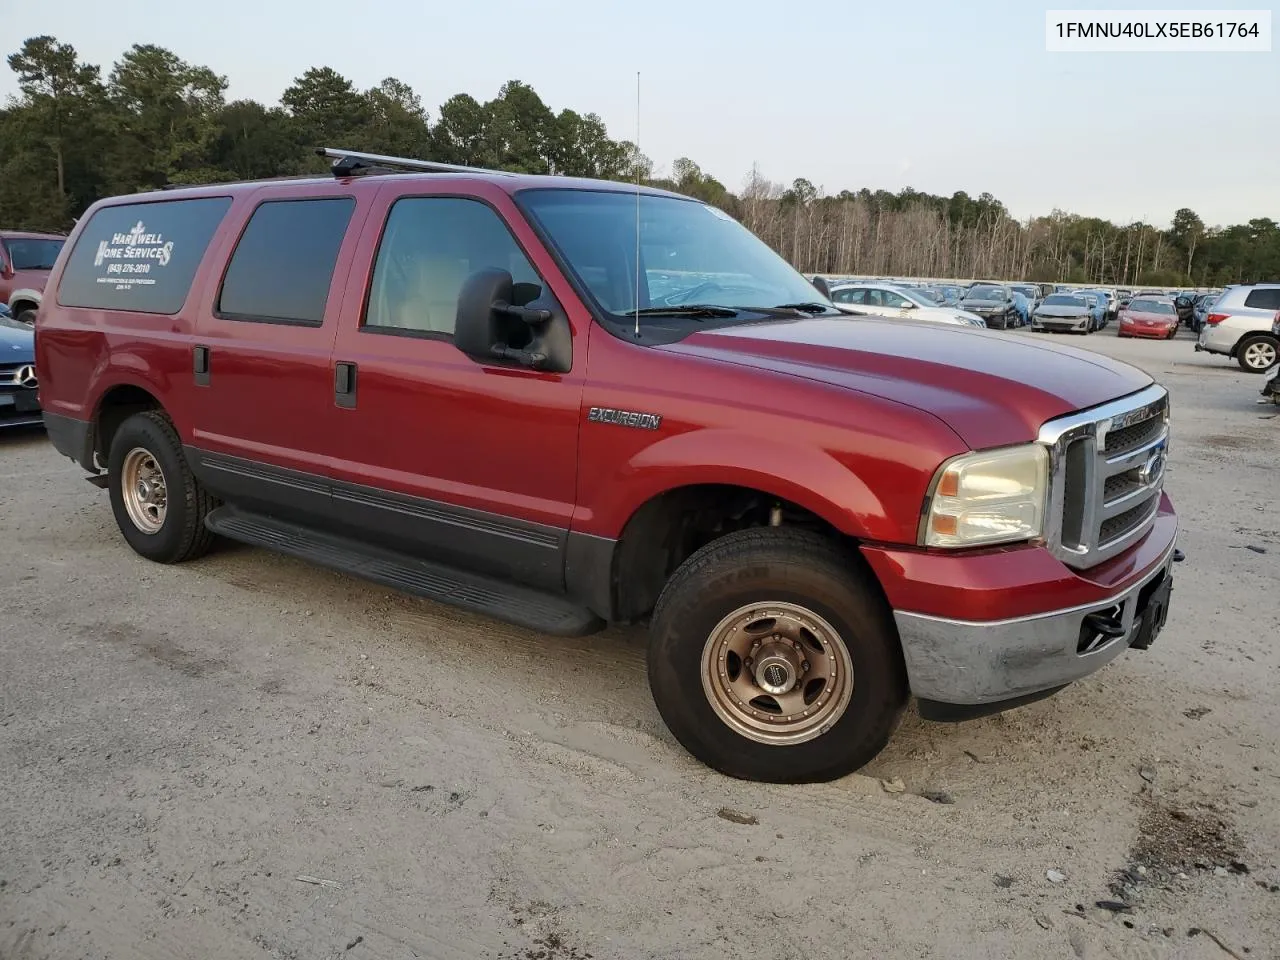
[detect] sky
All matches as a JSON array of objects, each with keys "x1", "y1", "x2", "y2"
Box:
[{"x1": 3, "y1": 0, "x2": 1277, "y2": 228}]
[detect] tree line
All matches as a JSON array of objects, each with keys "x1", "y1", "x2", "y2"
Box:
[{"x1": 3, "y1": 35, "x2": 1277, "y2": 287}]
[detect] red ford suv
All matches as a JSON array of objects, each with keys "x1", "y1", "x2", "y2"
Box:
[{"x1": 34, "y1": 149, "x2": 1178, "y2": 782}]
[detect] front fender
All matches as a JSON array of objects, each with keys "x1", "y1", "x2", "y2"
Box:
[{"x1": 579, "y1": 427, "x2": 904, "y2": 543}]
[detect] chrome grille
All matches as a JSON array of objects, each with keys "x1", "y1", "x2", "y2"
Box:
[{"x1": 1038, "y1": 384, "x2": 1169, "y2": 569}]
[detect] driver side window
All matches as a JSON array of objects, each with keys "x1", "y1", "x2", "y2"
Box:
[
  {"x1": 880, "y1": 291, "x2": 910, "y2": 309},
  {"x1": 364, "y1": 197, "x2": 541, "y2": 337}
]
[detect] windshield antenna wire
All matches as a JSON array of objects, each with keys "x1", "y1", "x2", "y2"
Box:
[{"x1": 633, "y1": 70, "x2": 641, "y2": 340}]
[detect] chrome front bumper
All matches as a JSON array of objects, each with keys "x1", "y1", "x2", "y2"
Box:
[{"x1": 894, "y1": 538, "x2": 1177, "y2": 706}]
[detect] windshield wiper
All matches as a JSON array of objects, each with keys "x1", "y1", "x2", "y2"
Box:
[
  {"x1": 629, "y1": 304, "x2": 741, "y2": 318},
  {"x1": 770, "y1": 301, "x2": 835, "y2": 314}
]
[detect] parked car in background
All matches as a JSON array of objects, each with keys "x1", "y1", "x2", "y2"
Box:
[
  {"x1": 1117, "y1": 297, "x2": 1179, "y2": 339},
  {"x1": 1011, "y1": 284, "x2": 1041, "y2": 321},
  {"x1": 1, "y1": 311, "x2": 42, "y2": 428},
  {"x1": 1076, "y1": 293, "x2": 1106, "y2": 330},
  {"x1": 959, "y1": 283, "x2": 1020, "y2": 329},
  {"x1": 1031, "y1": 293, "x2": 1094, "y2": 333},
  {"x1": 1196, "y1": 282, "x2": 1280, "y2": 372},
  {"x1": 1035, "y1": 282, "x2": 1056, "y2": 300},
  {"x1": 0, "y1": 230, "x2": 67, "y2": 324},
  {"x1": 829, "y1": 282, "x2": 987, "y2": 327},
  {"x1": 1191, "y1": 293, "x2": 1217, "y2": 333}
]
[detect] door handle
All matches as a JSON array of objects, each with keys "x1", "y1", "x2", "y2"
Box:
[
  {"x1": 193, "y1": 345, "x2": 210, "y2": 386},
  {"x1": 335, "y1": 361, "x2": 357, "y2": 409}
]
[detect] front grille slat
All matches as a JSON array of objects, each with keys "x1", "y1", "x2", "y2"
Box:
[{"x1": 1039, "y1": 385, "x2": 1169, "y2": 570}]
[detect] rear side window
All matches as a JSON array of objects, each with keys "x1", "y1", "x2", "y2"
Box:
[
  {"x1": 56, "y1": 198, "x2": 231, "y2": 314},
  {"x1": 218, "y1": 198, "x2": 355, "y2": 325},
  {"x1": 1243, "y1": 288, "x2": 1280, "y2": 311},
  {"x1": 363, "y1": 197, "x2": 539, "y2": 337}
]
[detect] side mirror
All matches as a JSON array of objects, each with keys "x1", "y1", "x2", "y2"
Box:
[
  {"x1": 454, "y1": 268, "x2": 571, "y2": 373},
  {"x1": 811, "y1": 275, "x2": 831, "y2": 299}
]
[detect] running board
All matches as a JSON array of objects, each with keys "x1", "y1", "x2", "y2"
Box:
[{"x1": 205, "y1": 506, "x2": 604, "y2": 637}]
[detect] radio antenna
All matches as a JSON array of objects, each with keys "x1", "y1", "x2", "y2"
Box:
[{"x1": 633, "y1": 70, "x2": 641, "y2": 340}]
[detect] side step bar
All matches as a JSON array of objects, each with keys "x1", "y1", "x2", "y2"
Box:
[{"x1": 205, "y1": 506, "x2": 604, "y2": 638}]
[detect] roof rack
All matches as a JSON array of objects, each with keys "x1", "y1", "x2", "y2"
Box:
[
  {"x1": 318, "y1": 147, "x2": 516, "y2": 179},
  {"x1": 158, "y1": 173, "x2": 324, "y2": 191}
]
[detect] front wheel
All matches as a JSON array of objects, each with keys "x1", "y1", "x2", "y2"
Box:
[
  {"x1": 1237, "y1": 335, "x2": 1279, "y2": 373},
  {"x1": 647, "y1": 528, "x2": 907, "y2": 783},
  {"x1": 107, "y1": 410, "x2": 218, "y2": 563}
]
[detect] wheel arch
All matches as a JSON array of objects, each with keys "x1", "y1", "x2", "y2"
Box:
[{"x1": 89, "y1": 380, "x2": 167, "y2": 471}]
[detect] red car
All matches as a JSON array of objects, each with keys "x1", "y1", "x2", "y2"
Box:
[
  {"x1": 0, "y1": 230, "x2": 67, "y2": 324},
  {"x1": 34, "y1": 148, "x2": 1179, "y2": 782},
  {"x1": 1118, "y1": 297, "x2": 1179, "y2": 339}
]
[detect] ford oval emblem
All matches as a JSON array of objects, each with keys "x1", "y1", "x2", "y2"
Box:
[{"x1": 1138, "y1": 451, "x2": 1166, "y2": 487}]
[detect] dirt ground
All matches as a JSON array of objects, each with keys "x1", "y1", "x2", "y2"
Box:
[{"x1": 2, "y1": 328, "x2": 1277, "y2": 960}]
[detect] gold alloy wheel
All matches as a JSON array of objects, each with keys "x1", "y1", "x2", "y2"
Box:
[
  {"x1": 120, "y1": 447, "x2": 168, "y2": 534},
  {"x1": 700, "y1": 601, "x2": 854, "y2": 745}
]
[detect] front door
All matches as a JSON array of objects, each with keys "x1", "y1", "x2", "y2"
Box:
[{"x1": 325, "y1": 182, "x2": 587, "y2": 591}]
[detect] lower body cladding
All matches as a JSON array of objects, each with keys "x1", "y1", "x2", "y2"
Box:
[{"x1": 890, "y1": 537, "x2": 1177, "y2": 720}]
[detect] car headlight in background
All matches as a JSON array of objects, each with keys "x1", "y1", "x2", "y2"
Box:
[{"x1": 921, "y1": 444, "x2": 1049, "y2": 548}]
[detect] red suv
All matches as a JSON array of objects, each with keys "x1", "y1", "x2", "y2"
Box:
[
  {"x1": 34, "y1": 149, "x2": 1179, "y2": 782},
  {"x1": 1, "y1": 229, "x2": 67, "y2": 323}
]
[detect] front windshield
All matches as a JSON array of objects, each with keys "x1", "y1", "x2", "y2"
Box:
[
  {"x1": 912, "y1": 287, "x2": 944, "y2": 304},
  {"x1": 4, "y1": 238, "x2": 64, "y2": 270},
  {"x1": 898, "y1": 287, "x2": 939, "y2": 307},
  {"x1": 966, "y1": 285, "x2": 1005, "y2": 301},
  {"x1": 517, "y1": 189, "x2": 832, "y2": 318},
  {"x1": 1043, "y1": 295, "x2": 1086, "y2": 307},
  {"x1": 1012, "y1": 286, "x2": 1037, "y2": 298},
  {"x1": 1130, "y1": 299, "x2": 1175, "y2": 314}
]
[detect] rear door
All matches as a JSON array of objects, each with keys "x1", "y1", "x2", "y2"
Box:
[
  {"x1": 323, "y1": 180, "x2": 587, "y2": 590},
  {"x1": 187, "y1": 185, "x2": 369, "y2": 520}
]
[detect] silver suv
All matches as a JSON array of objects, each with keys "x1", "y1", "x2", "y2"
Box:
[{"x1": 1195, "y1": 283, "x2": 1280, "y2": 372}]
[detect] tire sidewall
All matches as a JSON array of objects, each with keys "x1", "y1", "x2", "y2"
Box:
[
  {"x1": 649, "y1": 553, "x2": 904, "y2": 783},
  {"x1": 1239, "y1": 336, "x2": 1278, "y2": 373},
  {"x1": 108, "y1": 414, "x2": 193, "y2": 562}
]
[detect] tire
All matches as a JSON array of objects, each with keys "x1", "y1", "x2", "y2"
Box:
[
  {"x1": 1236, "y1": 335, "x2": 1279, "y2": 373},
  {"x1": 107, "y1": 410, "x2": 217, "y2": 563},
  {"x1": 647, "y1": 528, "x2": 907, "y2": 783},
  {"x1": 15, "y1": 308, "x2": 37, "y2": 325}
]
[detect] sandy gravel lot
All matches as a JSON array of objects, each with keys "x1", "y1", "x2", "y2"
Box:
[{"x1": 2, "y1": 328, "x2": 1277, "y2": 960}]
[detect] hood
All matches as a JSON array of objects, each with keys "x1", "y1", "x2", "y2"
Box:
[
  {"x1": 1123, "y1": 310, "x2": 1176, "y2": 323},
  {"x1": 960, "y1": 298, "x2": 1008, "y2": 311},
  {"x1": 660, "y1": 316, "x2": 1152, "y2": 449},
  {"x1": 0, "y1": 317, "x2": 35, "y2": 357}
]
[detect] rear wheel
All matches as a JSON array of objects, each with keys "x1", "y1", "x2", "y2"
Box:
[
  {"x1": 1237, "y1": 335, "x2": 1279, "y2": 373},
  {"x1": 647, "y1": 528, "x2": 907, "y2": 783},
  {"x1": 107, "y1": 410, "x2": 217, "y2": 563}
]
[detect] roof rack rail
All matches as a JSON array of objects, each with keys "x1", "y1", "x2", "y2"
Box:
[
  {"x1": 157, "y1": 173, "x2": 324, "y2": 191},
  {"x1": 318, "y1": 147, "x2": 516, "y2": 179}
]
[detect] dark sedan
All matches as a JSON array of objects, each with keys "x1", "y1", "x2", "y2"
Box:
[
  {"x1": 1, "y1": 311, "x2": 41, "y2": 428},
  {"x1": 959, "y1": 284, "x2": 1020, "y2": 329},
  {"x1": 1030, "y1": 294, "x2": 1094, "y2": 334}
]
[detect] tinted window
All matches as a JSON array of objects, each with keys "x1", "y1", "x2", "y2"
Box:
[
  {"x1": 831, "y1": 287, "x2": 867, "y2": 304},
  {"x1": 218, "y1": 198, "x2": 354, "y2": 325},
  {"x1": 56, "y1": 198, "x2": 231, "y2": 314},
  {"x1": 880, "y1": 290, "x2": 910, "y2": 308},
  {"x1": 1243, "y1": 288, "x2": 1280, "y2": 311},
  {"x1": 1043, "y1": 295, "x2": 1086, "y2": 306},
  {"x1": 4, "y1": 238, "x2": 64, "y2": 270},
  {"x1": 364, "y1": 197, "x2": 539, "y2": 336}
]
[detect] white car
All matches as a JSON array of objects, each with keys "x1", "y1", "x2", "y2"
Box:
[{"x1": 829, "y1": 282, "x2": 988, "y2": 327}]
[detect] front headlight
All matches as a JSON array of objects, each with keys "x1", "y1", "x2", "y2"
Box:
[{"x1": 921, "y1": 445, "x2": 1049, "y2": 548}]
